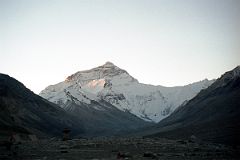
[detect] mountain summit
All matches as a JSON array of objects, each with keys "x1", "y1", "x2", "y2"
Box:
[
  {"x1": 65, "y1": 62, "x2": 138, "y2": 93},
  {"x1": 103, "y1": 61, "x2": 116, "y2": 66},
  {"x1": 65, "y1": 62, "x2": 137, "y2": 87},
  {"x1": 40, "y1": 62, "x2": 214, "y2": 122}
]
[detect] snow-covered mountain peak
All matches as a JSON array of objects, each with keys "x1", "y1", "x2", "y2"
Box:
[
  {"x1": 40, "y1": 63, "x2": 215, "y2": 122},
  {"x1": 65, "y1": 62, "x2": 138, "y2": 85},
  {"x1": 103, "y1": 61, "x2": 116, "y2": 67}
]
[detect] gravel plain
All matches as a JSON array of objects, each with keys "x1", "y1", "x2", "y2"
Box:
[{"x1": 0, "y1": 137, "x2": 239, "y2": 160}]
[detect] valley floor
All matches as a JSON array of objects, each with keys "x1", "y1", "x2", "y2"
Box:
[{"x1": 0, "y1": 137, "x2": 239, "y2": 160}]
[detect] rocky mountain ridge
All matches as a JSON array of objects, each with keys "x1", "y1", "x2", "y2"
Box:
[
  {"x1": 0, "y1": 73, "x2": 83, "y2": 137},
  {"x1": 145, "y1": 66, "x2": 240, "y2": 145}
]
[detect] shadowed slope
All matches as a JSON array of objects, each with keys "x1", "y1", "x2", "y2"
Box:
[
  {"x1": 146, "y1": 66, "x2": 240, "y2": 145},
  {"x1": 0, "y1": 73, "x2": 83, "y2": 138}
]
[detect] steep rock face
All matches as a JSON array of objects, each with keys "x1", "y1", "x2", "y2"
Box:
[
  {"x1": 145, "y1": 66, "x2": 240, "y2": 145},
  {"x1": 0, "y1": 73, "x2": 83, "y2": 138},
  {"x1": 40, "y1": 62, "x2": 214, "y2": 122}
]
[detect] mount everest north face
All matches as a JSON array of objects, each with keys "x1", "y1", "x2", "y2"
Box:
[{"x1": 40, "y1": 62, "x2": 214, "y2": 122}]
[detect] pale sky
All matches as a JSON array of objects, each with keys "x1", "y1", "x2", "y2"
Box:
[{"x1": 0, "y1": 0, "x2": 240, "y2": 94}]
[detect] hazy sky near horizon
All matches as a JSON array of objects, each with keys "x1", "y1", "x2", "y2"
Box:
[{"x1": 0, "y1": 0, "x2": 240, "y2": 94}]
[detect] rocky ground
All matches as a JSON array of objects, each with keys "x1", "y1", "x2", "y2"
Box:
[{"x1": 0, "y1": 137, "x2": 239, "y2": 160}]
